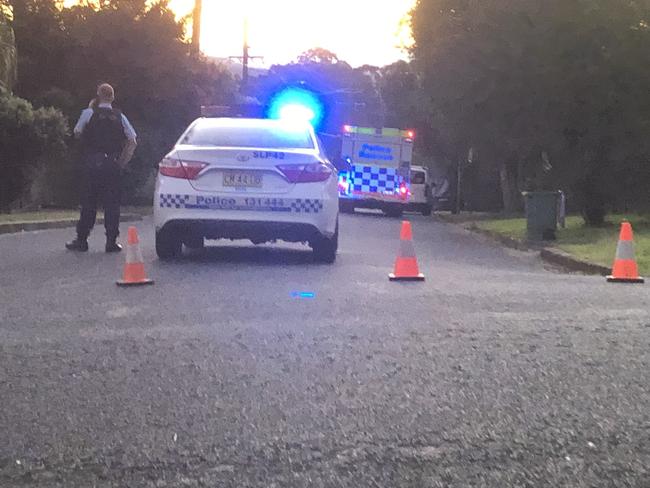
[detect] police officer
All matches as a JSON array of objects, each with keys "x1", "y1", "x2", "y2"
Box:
[{"x1": 66, "y1": 83, "x2": 137, "y2": 253}]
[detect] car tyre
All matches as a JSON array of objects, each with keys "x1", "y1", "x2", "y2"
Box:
[
  {"x1": 339, "y1": 200, "x2": 355, "y2": 214},
  {"x1": 311, "y1": 221, "x2": 338, "y2": 263},
  {"x1": 183, "y1": 236, "x2": 204, "y2": 250},
  {"x1": 156, "y1": 229, "x2": 182, "y2": 260}
]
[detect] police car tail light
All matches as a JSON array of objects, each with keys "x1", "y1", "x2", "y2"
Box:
[
  {"x1": 159, "y1": 158, "x2": 207, "y2": 180},
  {"x1": 338, "y1": 176, "x2": 350, "y2": 194},
  {"x1": 276, "y1": 163, "x2": 332, "y2": 183}
]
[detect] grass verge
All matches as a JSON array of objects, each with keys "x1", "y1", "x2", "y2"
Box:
[
  {"x1": 474, "y1": 214, "x2": 650, "y2": 275},
  {"x1": 0, "y1": 206, "x2": 152, "y2": 225}
]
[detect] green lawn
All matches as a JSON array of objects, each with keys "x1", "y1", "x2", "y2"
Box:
[{"x1": 475, "y1": 214, "x2": 650, "y2": 275}]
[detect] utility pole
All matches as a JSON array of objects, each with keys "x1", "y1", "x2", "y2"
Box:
[
  {"x1": 229, "y1": 17, "x2": 263, "y2": 94},
  {"x1": 242, "y1": 17, "x2": 250, "y2": 89},
  {"x1": 191, "y1": 0, "x2": 202, "y2": 56}
]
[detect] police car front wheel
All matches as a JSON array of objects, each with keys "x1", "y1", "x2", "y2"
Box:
[{"x1": 156, "y1": 229, "x2": 182, "y2": 260}]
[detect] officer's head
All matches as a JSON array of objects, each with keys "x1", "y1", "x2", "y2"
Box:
[{"x1": 97, "y1": 83, "x2": 115, "y2": 104}]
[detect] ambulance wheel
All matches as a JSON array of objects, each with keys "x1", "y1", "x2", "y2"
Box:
[
  {"x1": 156, "y1": 229, "x2": 182, "y2": 260},
  {"x1": 339, "y1": 200, "x2": 355, "y2": 214},
  {"x1": 311, "y1": 222, "x2": 338, "y2": 264},
  {"x1": 384, "y1": 207, "x2": 403, "y2": 218},
  {"x1": 421, "y1": 204, "x2": 432, "y2": 216}
]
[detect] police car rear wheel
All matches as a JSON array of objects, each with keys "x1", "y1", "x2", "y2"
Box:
[
  {"x1": 183, "y1": 236, "x2": 204, "y2": 250},
  {"x1": 156, "y1": 229, "x2": 182, "y2": 260},
  {"x1": 311, "y1": 222, "x2": 338, "y2": 264}
]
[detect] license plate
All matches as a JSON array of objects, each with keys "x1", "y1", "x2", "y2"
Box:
[{"x1": 223, "y1": 171, "x2": 263, "y2": 188}]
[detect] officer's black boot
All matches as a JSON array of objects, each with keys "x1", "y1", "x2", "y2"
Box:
[
  {"x1": 66, "y1": 238, "x2": 89, "y2": 252},
  {"x1": 105, "y1": 238, "x2": 122, "y2": 253}
]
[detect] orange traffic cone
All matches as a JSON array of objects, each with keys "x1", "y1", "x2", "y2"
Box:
[
  {"x1": 116, "y1": 226, "x2": 154, "y2": 287},
  {"x1": 607, "y1": 221, "x2": 644, "y2": 283},
  {"x1": 389, "y1": 220, "x2": 425, "y2": 281}
]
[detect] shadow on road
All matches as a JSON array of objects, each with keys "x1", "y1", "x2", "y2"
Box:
[{"x1": 162, "y1": 243, "x2": 318, "y2": 266}]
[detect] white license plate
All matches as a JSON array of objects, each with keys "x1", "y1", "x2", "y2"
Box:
[{"x1": 223, "y1": 171, "x2": 263, "y2": 188}]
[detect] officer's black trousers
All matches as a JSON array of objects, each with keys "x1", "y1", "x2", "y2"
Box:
[{"x1": 76, "y1": 153, "x2": 122, "y2": 241}]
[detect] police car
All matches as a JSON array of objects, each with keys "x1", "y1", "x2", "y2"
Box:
[{"x1": 154, "y1": 117, "x2": 339, "y2": 262}]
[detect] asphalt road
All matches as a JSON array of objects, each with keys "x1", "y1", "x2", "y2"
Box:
[{"x1": 1, "y1": 212, "x2": 649, "y2": 487}]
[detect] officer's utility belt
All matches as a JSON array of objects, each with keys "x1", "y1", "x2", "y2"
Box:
[{"x1": 86, "y1": 152, "x2": 120, "y2": 169}]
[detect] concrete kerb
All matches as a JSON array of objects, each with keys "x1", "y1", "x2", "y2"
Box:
[
  {"x1": 0, "y1": 213, "x2": 143, "y2": 235},
  {"x1": 540, "y1": 248, "x2": 611, "y2": 276},
  {"x1": 435, "y1": 213, "x2": 612, "y2": 276}
]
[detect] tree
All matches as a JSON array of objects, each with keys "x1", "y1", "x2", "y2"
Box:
[
  {"x1": 0, "y1": 10, "x2": 16, "y2": 90},
  {"x1": 4, "y1": 0, "x2": 235, "y2": 206},
  {"x1": 0, "y1": 87, "x2": 68, "y2": 209},
  {"x1": 410, "y1": 0, "x2": 650, "y2": 221},
  {"x1": 297, "y1": 47, "x2": 341, "y2": 65},
  {"x1": 378, "y1": 61, "x2": 420, "y2": 129}
]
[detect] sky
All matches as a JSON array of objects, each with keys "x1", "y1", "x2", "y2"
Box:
[{"x1": 168, "y1": 0, "x2": 415, "y2": 67}]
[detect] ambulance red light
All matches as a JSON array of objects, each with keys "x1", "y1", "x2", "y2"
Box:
[
  {"x1": 398, "y1": 182, "x2": 410, "y2": 200},
  {"x1": 343, "y1": 125, "x2": 353, "y2": 133},
  {"x1": 406, "y1": 130, "x2": 415, "y2": 139}
]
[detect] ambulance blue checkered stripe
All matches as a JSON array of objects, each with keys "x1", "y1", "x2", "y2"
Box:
[{"x1": 350, "y1": 165, "x2": 398, "y2": 193}]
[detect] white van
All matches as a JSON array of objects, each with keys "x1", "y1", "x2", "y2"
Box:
[{"x1": 406, "y1": 165, "x2": 433, "y2": 216}]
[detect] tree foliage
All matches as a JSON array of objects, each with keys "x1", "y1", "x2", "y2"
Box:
[
  {"x1": 411, "y1": 0, "x2": 650, "y2": 220},
  {"x1": 0, "y1": 87, "x2": 69, "y2": 209},
  {"x1": 0, "y1": 11, "x2": 16, "y2": 90},
  {"x1": 4, "y1": 0, "x2": 234, "y2": 206},
  {"x1": 297, "y1": 47, "x2": 341, "y2": 65}
]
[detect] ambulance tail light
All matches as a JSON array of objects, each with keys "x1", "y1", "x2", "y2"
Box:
[
  {"x1": 277, "y1": 162, "x2": 332, "y2": 183},
  {"x1": 159, "y1": 158, "x2": 207, "y2": 180},
  {"x1": 399, "y1": 182, "x2": 410, "y2": 200}
]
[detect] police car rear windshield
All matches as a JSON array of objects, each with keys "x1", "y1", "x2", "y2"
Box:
[{"x1": 180, "y1": 120, "x2": 315, "y2": 149}]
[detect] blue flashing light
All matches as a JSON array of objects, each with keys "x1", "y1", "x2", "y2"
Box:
[{"x1": 267, "y1": 87, "x2": 324, "y2": 128}]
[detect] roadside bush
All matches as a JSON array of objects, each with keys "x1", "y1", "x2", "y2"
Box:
[
  {"x1": 0, "y1": 88, "x2": 69, "y2": 210},
  {"x1": 9, "y1": 1, "x2": 235, "y2": 208}
]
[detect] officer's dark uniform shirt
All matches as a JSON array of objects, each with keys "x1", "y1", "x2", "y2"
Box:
[{"x1": 74, "y1": 102, "x2": 137, "y2": 144}]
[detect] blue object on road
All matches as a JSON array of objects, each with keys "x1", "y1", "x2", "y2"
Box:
[{"x1": 291, "y1": 291, "x2": 316, "y2": 299}]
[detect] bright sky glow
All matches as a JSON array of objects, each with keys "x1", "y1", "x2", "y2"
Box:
[
  {"x1": 169, "y1": 0, "x2": 414, "y2": 67},
  {"x1": 62, "y1": 0, "x2": 414, "y2": 67}
]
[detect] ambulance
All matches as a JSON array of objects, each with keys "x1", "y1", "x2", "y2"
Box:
[{"x1": 337, "y1": 125, "x2": 414, "y2": 218}]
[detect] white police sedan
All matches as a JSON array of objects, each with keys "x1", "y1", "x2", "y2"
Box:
[{"x1": 153, "y1": 117, "x2": 339, "y2": 262}]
